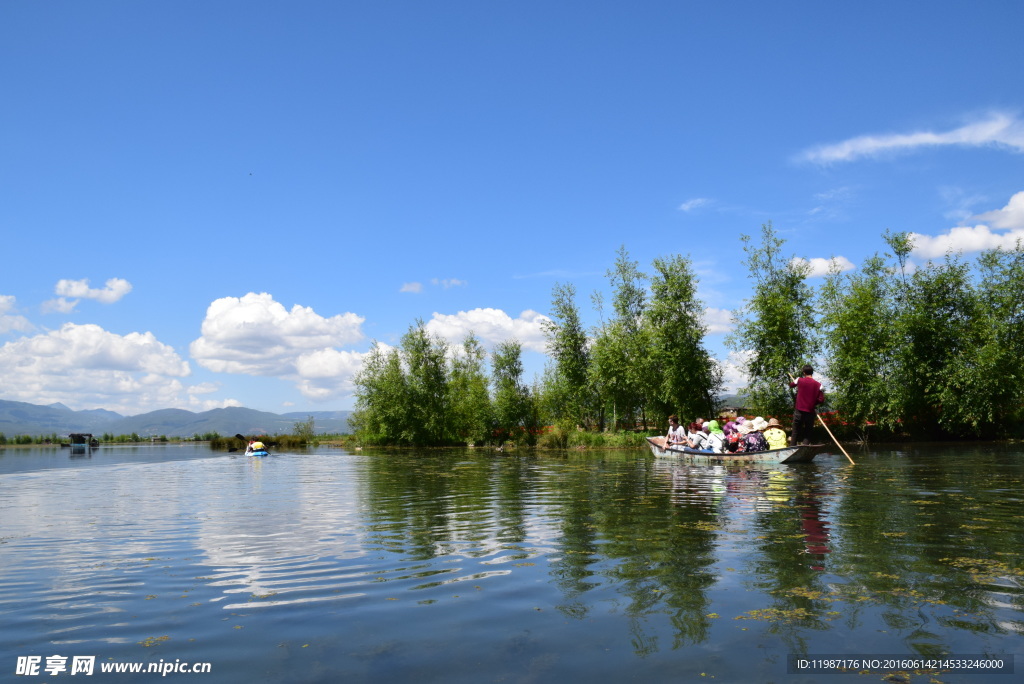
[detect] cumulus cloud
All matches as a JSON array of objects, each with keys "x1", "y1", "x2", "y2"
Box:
[
  {"x1": 799, "y1": 112, "x2": 1024, "y2": 164},
  {"x1": 908, "y1": 192, "x2": 1024, "y2": 259},
  {"x1": 189, "y1": 292, "x2": 368, "y2": 402},
  {"x1": 294, "y1": 348, "x2": 368, "y2": 400},
  {"x1": 424, "y1": 308, "x2": 551, "y2": 353},
  {"x1": 0, "y1": 322, "x2": 191, "y2": 414},
  {"x1": 190, "y1": 292, "x2": 364, "y2": 375},
  {"x1": 970, "y1": 190, "x2": 1024, "y2": 229},
  {"x1": 0, "y1": 295, "x2": 34, "y2": 334},
  {"x1": 790, "y1": 256, "x2": 856, "y2": 278},
  {"x1": 704, "y1": 307, "x2": 734, "y2": 335},
  {"x1": 56, "y1": 277, "x2": 132, "y2": 303},
  {"x1": 400, "y1": 282, "x2": 423, "y2": 293},
  {"x1": 910, "y1": 225, "x2": 1024, "y2": 259},
  {"x1": 43, "y1": 277, "x2": 133, "y2": 314}
]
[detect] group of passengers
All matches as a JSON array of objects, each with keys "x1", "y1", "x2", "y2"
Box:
[{"x1": 665, "y1": 415, "x2": 788, "y2": 454}]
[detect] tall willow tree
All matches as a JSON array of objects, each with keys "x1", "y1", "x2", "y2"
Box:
[
  {"x1": 820, "y1": 253, "x2": 903, "y2": 436},
  {"x1": 822, "y1": 233, "x2": 1024, "y2": 438},
  {"x1": 589, "y1": 246, "x2": 655, "y2": 429},
  {"x1": 448, "y1": 334, "x2": 493, "y2": 445},
  {"x1": 542, "y1": 282, "x2": 592, "y2": 428},
  {"x1": 896, "y1": 253, "x2": 980, "y2": 435},
  {"x1": 728, "y1": 223, "x2": 818, "y2": 418},
  {"x1": 353, "y1": 321, "x2": 453, "y2": 445},
  {"x1": 492, "y1": 340, "x2": 540, "y2": 445},
  {"x1": 351, "y1": 341, "x2": 408, "y2": 444},
  {"x1": 957, "y1": 243, "x2": 1024, "y2": 432},
  {"x1": 646, "y1": 254, "x2": 722, "y2": 421},
  {"x1": 400, "y1": 321, "x2": 452, "y2": 445}
]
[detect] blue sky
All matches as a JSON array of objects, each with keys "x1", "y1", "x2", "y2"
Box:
[{"x1": 2, "y1": 1, "x2": 1023, "y2": 416}]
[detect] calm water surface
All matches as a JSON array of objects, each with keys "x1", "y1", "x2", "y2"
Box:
[{"x1": 1, "y1": 444, "x2": 1022, "y2": 683}]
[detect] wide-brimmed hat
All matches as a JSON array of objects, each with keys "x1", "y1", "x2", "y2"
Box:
[
  {"x1": 751, "y1": 417, "x2": 769, "y2": 431},
  {"x1": 767, "y1": 418, "x2": 782, "y2": 429},
  {"x1": 737, "y1": 422, "x2": 751, "y2": 435}
]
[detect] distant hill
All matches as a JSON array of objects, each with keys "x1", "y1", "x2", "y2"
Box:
[
  {"x1": 0, "y1": 399, "x2": 351, "y2": 438},
  {"x1": 0, "y1": 399, "x2": 122, "y2": 436}
]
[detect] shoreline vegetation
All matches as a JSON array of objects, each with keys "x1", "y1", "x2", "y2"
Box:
[
  {"x1": 353, "y1": 225, "x2": 1024, "y2": 448},
  {"x1": 6, "y1": 227, "x2": 1023, "y2": 451}
]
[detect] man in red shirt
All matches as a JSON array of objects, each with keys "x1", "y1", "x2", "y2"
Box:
[{"x1": 788, "y1": 364, "x2": 824, "y2": 445}]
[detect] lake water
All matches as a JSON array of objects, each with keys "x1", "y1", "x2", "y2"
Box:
[{"x1": 1, "y1": 443, "x2": 1021, "y2": 683}]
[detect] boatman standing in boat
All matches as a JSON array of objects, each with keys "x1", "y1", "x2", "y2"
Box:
[{"x1": 789, "y1": 364, "x2": 824, "y2": 446}]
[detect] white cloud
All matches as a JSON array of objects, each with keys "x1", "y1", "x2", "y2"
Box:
[
  {"x1": 910, "y1": 224, "x2": 1024, "y2": 259},
  {"x1": 189, "y1": 292, "x2": 368, "y2": 402},
  {"x1": 190, "y1": 292, "x2": 364, "y2": 375},
  {"x1": 799, "y1": 112, "x2": 1024, "y2": 164},
  {"x1": 41, "y1": 297, "x2": 78, "y2": 314},
  {"x1": 679, "y1": 198, "x2": 711, "y2": 212},
  {"x1": 907, "y1": 191, "x2": 1024, "y2": 259},
  {"x1": 424, "y1": 308, "x2": 551, "y2": 353},
  {"x1": 790, "y1": 256, "x2": 856, "y2": 278},
  {"x1": 704, "y1": 307, "x2": 734, "y2": 335},
  {"x1": 0, "y1": 323, "x2": 191, "y2": 414},
  {"x1": 0, "y1": 295, "x2": 34, "y2": 334},
  {"x1": 400, "y1": 282, "x2": 423, "y2": 293},
  {"x1": 970, "y1": 190, "x2": 1024, "y2": 229},
  {"x1": 719, "y1": 350, "x2": 752, "y2": 394},
  {"x1": 54, "y1": 277, "x2": 133, "y2": 303},
  {"x1": 294, "y1": 348, "x2": 369, "y2": 401}
]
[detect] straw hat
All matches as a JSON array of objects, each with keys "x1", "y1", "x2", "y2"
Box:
[{"x1": 766, "y1": 418, "x2": 782, "y2": 429}]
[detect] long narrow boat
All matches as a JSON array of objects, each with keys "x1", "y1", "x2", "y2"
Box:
[{"x1": 647, "y1": 436, "x2": 823, "y2": 464}]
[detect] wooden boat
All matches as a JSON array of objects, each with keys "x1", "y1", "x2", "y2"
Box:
[{"x1": 647, "y1": 436, "x2": 823, "y2": 464}]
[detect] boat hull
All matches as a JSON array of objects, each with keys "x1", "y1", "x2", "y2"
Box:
[
  {"x1": 247, "y1": 450, "x2": 270, "y2": 457},
  {"x1": 647, "y1": 437, "x2": 821, "y2": 464}
]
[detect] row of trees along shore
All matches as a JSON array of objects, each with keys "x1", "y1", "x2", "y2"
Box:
[{"x1": 352, "y1": 224, "x2": 1024, "y2": 447}]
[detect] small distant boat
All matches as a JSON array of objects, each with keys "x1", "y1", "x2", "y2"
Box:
[
  {"x1": 647, "y1": 436, "x2": 822, "y2": 464},
  {"x1": 244, "y1": 443, "x2": 270, "y2": 457},
  {"x1": 69, "y1": 433, "x2": 100, "y2": 449}
]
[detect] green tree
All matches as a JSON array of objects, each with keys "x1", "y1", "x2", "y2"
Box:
[
  {"x1": 542, "y1": 282, "x2": 592, "y2": 428},
  {"x1": 591, "y1": 246, "x2": 654, "y2": 430},
  {"x1": 728, "y1": 222, "x2": 818, "y2": 418},
  {"x1": 646, "y1": 254, "x2": 722, "y2": 422},
  {"x1": 820, "y1": 253, "x2": 903, "y2": 436},
  {"x1": 492, "y1": 340, "x2": 538, "y2": 445},
  {"x1": 293, "y1": 415, "x2": 317, "y2": 445},
  {"x1": 352, "y1": 341, "x2": 409, "y2": 444},
  {"x1": 400, "y1": 321, "x2": 452, "y2": 445},
  {"x1": 961, "y1": 243, "x2": 1024, "y2": 433},
  {"x1": 898, "y1": 253, "x2": 982, "y2": 435},
  {"x1": 448, "y1": 334, "x2": 494, "y2": 445}
]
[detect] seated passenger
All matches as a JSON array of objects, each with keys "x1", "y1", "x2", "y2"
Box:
[
  {"x1": 723, "y1": 421, "x2": 742, "y2": 452},
  {"x1": 687, "y1": 422, "x2": 707, "y2": 451},
  {"x1": 705, "y1": 420, "x2": 726, "y2": 453},
  {"x1": 742, "y1": 419, "x2": 769, "y2": 453},
  {"x1": 665, "y1": 415, "x2": 686, "y2": 448},
  {"x1": 763, "y1": 418, "x2": 788, "y2": 450}
]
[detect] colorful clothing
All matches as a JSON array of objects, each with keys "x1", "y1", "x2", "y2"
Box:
[
  {"x1": 743, "y1": 431, "x2": 769, "y2": 452},
  {"x1": 764, "y1": 427, "x2": 788, "y2": 450}
]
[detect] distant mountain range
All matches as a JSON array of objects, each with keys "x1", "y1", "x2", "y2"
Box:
[{"x1": 0, "y1": 399, "x2": 352, "y2": 438}]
